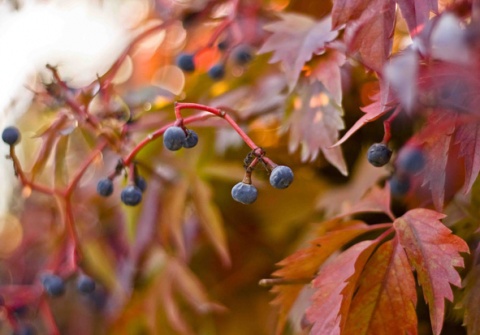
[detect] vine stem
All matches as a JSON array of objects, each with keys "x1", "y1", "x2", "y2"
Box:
[{"x1": 382, "y1": 105, "x2": 402, "y2": 144}]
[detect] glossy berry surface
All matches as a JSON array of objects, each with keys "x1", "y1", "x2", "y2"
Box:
[
  {"x1": 163, "y1": 126, "x2": 187, "y2": 151},
  {"x1": 389, "y1": 175, "x2": 410, "y2": 197},
  {"x1": 269, "y1": 166, "x2": 294, "y2": 189},
  {"x1": 135, "y1": 175, "x2": 147, "y2": 192},
  {"x1": 96, "y1": 178, "x2": 114, "y2": 197},
  {"x1": 2, "y1": 126, "x2": 20, "y2": 146},
  {"x1": 396, "y1": 146, "x2": 425, "y2": 173},
  {"x1": 176, "y1": 53, "x2": 195, "y2": 72},
  {"x1": 183, "y1": 129, "x2": 198, "y2": 148},
  {"x1": 232, "y1": 45, "x2": 253, "y2": 65},
  {"x1": 41, "y1": 274, "x2": 65, "y2": 297},
  {"x1": 367, "y1": 143, "x2": 392, "y2": 167},
  {"x1": 208, "y1": 64, "x2": 225, "y2": 80},
  {"x1": 231, "y1": 182, "x2": 258, "y2": 204},
  {"x1": 77, "y1": 275, "x2": 96, "y2": 294},
  {"x1": 121, "y1": 185, "x2": 143, "y2": 206}
]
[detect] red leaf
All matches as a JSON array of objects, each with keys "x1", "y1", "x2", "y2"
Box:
[
  {"x1": 331, "y1": 0, "x2": 370, "y2": 29},
  {"x1": 394, "y1": 208, "x2": 469, "y2": 335},
  {"x1": 306, "y1": 239, "x2": 379, "y2": 335},
  {"x1": 309, "y1": 49, "x2": 346, "y2": 104},
  {"x1": 344, "y1": 238, "x2": 418, "y2": 335},
  {"x1": 271, "y1": 222, "x2": 372, "y2": 334},
  {"x1": 289, "y1": 81, "x2": 347, "y2": 174},
  {"x1": 334, "y1": 94, "x2": 392, "y2": 147},
  {"x1": 258, "y1": 14, "x2": 338, "y2": 90},
  {"x1": 396, "y1": 0, "x2": 438, "y2": 34},
  {"x1": 455, "y1": 122, "x2": 480, "y2": 193}
]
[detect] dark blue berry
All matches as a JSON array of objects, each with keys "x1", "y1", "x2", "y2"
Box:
[
  {"x1": 217, "y1": 39, "x2": 229, "y2": 51},
  {"x1": 77, "y1": 275, "x2": 96, "y2": 294},
  {"x1": 135, "y1": 175, "x2": 147, "y2": 192},
  {"x1": 207, "y1": 64, "x2": 225, "y2": 80},
  {"x1": 183, "y1": 129, "x2": 198, "y2": 148},
  {"x1": 121, "y1": 185, "x2": 143, "y2": 206},
  {"x1": 389, "y1": 175, "x2": 410, "y2": 197},
  {"x1": 2, "y1": 126, "x2": 20, "y2": 146},
  {"x1": 163, "y1": 126, "x2": 187, "y2": 151},
  {"x1": 269, "y1": 166, "x2": 294, "y2": 189},
  {"x1": 176, "y1": 53, "x2": 195, "y2": 72},
  {"x1": 96, "y1": 178, "x2": 114, "y2": 197},
  {"x1": 231, "y1": 182, "x2": 258, "y2": 204},
  {"x1": 12, "y1": 323, "x2": 36, "y2": 335},
  {"x1": 396, "y1": 146, "x2": 425, "y2": 173},
  {"x1": 367, "y1": 143, "x2": 392, "y2": 167},
  {"x1": 232, "y1": 45, "x2": 253, "y2": 65},
  {"x1": 41, "y1": 274, "x2": 65, "y2": 297}
]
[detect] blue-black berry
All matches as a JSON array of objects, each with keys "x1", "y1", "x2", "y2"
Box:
[
  {"x1": 121, "y1": 185, "x2": 143, "y2": 206},
  {"x1": 77, "y1": 274, "x2": 96, "y2": 294},
  {"x1": 269, "y1": 166, "x2": 294, "y2": 189},
  {"x1": 96, "y1": 178, "x2": 114, "y2": 197},
  {"x1": 176, "y1": 53, "x2": 195, "y2": 72},
  {"x1": 396, "y1": 146, "x2": 425, "y2": 173},
  {"x1": 183, "y1": 129, "x2": 198, "y2": 148},
  {"x1": 389, "y1": 175, "x2": 410, "y2": 197},
  {"x1": 207, "y1": 64, "x2": 225, "y2": 80},
  {"x1": 232, "y1": 45, "x2": 253, "y2": 65},
  {"x1": 217, "y1": 39, "x2": 229, "y2": 51},
  {"x1": 135, "y1": 175, "x2": 147, "y2": 193},
  {"x1": 2, "y1": 126, "x2": 20, "y2": 146},
  {"x1": 41, "y1": 274, "x2": 65, "y2": 297},
  {"x1": 367, "y1": 143, "x2": 392, "y2": 167},
  {"x1": 231, "y1": 182, "x2": 258, "y2": 204},
  {"x1": 163, "y1": 126, "x2": 187, "y2": 151}
]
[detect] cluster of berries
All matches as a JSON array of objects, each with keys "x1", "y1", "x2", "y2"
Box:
[
  {"x1": 97, "y1": 174, "x2": 147, "y2": 207},
  {"x1": 366, "y1": 142, "x2": 425, "y2": 197},
  {"x1": 175, "y1": 43, "x2": 254, "y2": 81},
  {"x1": 41, "y1": 273, "x2": 96, "y2": 298}
]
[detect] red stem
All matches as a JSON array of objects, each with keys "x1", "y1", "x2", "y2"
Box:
[{"x1": 382, "y1": 105, "x2": 402, "y2": 144}]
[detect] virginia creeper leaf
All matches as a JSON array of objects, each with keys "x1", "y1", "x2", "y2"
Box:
[
  {"x1": 258, "y1": 14, "x2": 338, "y2": 90},
  {"x1": 394, "y1": 209, "x2": 469, "y2": 335},
  {"x1": 306, "y1": 239, "x2": 380, "y2": 335},
  {"x1": 289, "y1": 81, "x2": 347, "y2": 175},
  {"x1": 463, "y1": 243, "x2": 480, "y2": 335},
  {"x1": 395, "y1": 0, "x2": 438, "y2": 34},
  {"x1": 344, "y1": 238, "x2": 417, "y2": 335},
  {"x1": 309, "y1": 49, "x2": 346, "y2": 104},
  {"x1": 271, "y1": 222, "x2": 371, "y2": 334}
]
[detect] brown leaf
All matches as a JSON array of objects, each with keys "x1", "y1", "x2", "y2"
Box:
[
  {"x1": 344, "y1": 238, "x2": 417, "y2": 335},
  {"x1": 394, "y1": 208, "x2": 469, "y2": 335}
]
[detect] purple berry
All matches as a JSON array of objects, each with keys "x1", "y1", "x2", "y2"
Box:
[
  {"x1": 77, "y1": 274, "x2": 96, "y2": 294},
  {"x1": 121, "y1": 185, "x2": 143, "y2": 206},
  {"x1": 41, "y1": 274, "x2": 65, "y2": 297},
  {"x1": 396, "y1": 146, "x2": 425, "y2": 173},
  {"x1": 231, "y1": 182, "x2": 258, "y2": 204},
  {"x1": 183, "y1": 129, "x2": 198, "y2": 148},
  {"x1": 163, "y1": 126, "x2": 187, "y2": 151},
  {"x1": 367, "y1": 143, "x2": 392, "y2": 167},
  {"x1": 135, "y1": 175, "x2": 147, "y2": 192},
  {"x1": 232, "y1": 45, "x2": 253, "y2": 65},
  {"x1": 96, "y1": 178, "x2": 114, "y2": 197},
  {"x1": 2, "y1": 126, "x2": 20, "y2": 146},
  {"x1": 269, "y1": 166, "x2": 294, "y2": 189},
  {"x1": 176, "y1": 53, "x2": 195, "y2": 72},
  {"x1": 208, "y1": 64, "x2": 225, "y2": 80}
]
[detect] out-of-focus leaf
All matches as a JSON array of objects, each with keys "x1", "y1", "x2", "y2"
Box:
[
  {"x1": 289, "y1": 81, "x2": 347, "y2": 174},
  {"x1": 271, "y1": 222, "x2": 371, "y2": 334},
  {"x1": 258, "y1": 14, "x2": 338, "y2": 90},
  {"x1": 394, "y1": 209, "x2": 469, "y2": 335},
  {"x1": 309, "y1": 49, "x2": 346, "y2": 104},
  {"x1": 462, "y1": 243, "x2": 480, "y2": 335},
  {"x1": 395, "y1": 0, "x2": 438, "y2": 34},
  {"x1": 190, "y1": 176, "x2": 230, "y2": 266},
  {"x1": 344, "y1": 238, "x2": 418, "y2": 335},
  {"x1": 54, "y1": 135, "x2": 69, "y2": 189},
  {"x1": 306, "y1": 239, "x2": 380, "y2": 335}
]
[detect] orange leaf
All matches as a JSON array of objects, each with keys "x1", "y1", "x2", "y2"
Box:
[
  {"x1": 394, "y1": 209, "x2": 469, "y2": 335},
  {"x1": 344, "y1": 238, "x2": 417, "y2": 335},
  {"x1": 306, "y1": 239, "x2": 379, "y2": 335}
]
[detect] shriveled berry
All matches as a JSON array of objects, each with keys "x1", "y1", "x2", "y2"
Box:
[
  {"x1": 135, "y1": 175, "x2": 147, "y2": 193},
  {"x1": 2, "y1": 126, "x2": 20, "y2": 146},
  {"x1": 96, "y1": 178, "x2": 113, "y2": 197},
  {"x1": 269, "y1": 165, "x2": 294, "y2": 189},
  {"x1": 121, "y1": 185, "x2": 143, "y2": 206},
  {"x1": 163, "y1": 126, "x2": 187, "y2": 151},
  {"x1": 231, "y1": 182, "x2": 258, "y2": 204},
  {"x1": 176, "y1": 53, "x2": 195, "y2": 72},
  {"x1": 207, "y1": 64, "x2": 225, "y2": 80},
  {"x1": 41, "y1": 274, "x2": 65, "y2": 297},
  {"x1": 389, "y1": 175, "x2": 410, "y2": 197},
  {"x1": 183, "y1": 129, "x2": 198, "y2": 148},
  {"x1": 77, "y1": 275, "x2": 96, "y2": 294},
  {"x1": 232, "y1": 45, "x2": 253, "y2": 65},
  {"x1": 396, "y1": 146, "x2": 425, "y2": 173},
  {"x1": 367, "y1": 143, "x2": 392, "y2": 167}
]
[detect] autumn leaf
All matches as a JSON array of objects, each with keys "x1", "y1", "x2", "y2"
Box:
[
  {"x1": 394, "y1": 208, "x2": 469, "y2": 335},
  {"x1": 306, "y1": 239, "x2": 380, "y2": 335},
  {"x1": 462, "y1": 243, "x2": 480, "y2": 335},
  {"x1": 271, "y1": 222, "x2": 372, "y2": 334},
  {"x1": 258, "y1": 13, "x2": 338, "y2": 90},
  {"x1": 289, "y1": 81, "x2": 347, "y2": 175},
  {"x1": 309, "y1": 49, "x2": 346, "y2": 104},
  {"x1": 344, "y1": 238, "x2": 417, "y2": 335},
  {"x1": 395, "y1": 0, "x2": 438, "y2": 34}
]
